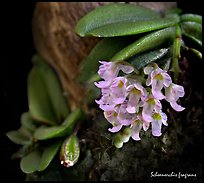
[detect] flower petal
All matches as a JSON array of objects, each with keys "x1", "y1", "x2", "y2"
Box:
[
  {"x1": 163, "y1": 72, "x2": 172, "y2": 87},
  {"x1": 108, "y1": 125, "x2": 122, "y2": 133},
  {"x1": 170, "y1": 101, "x2": 185, "y2": 112},
  {"x1": 118, "y1": 64, "x2": 134, "y2": 74},
  {"x1": 144, "y1": 65, "x2": 153, "y2": 75},
  {"x1": 131, "y1": 121, "x2": 142, "y2": 141},
  {"x1": 151, "y1": 119, "x2": 162, "y2": 137}
]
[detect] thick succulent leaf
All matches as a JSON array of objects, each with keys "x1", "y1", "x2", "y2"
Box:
[
  {"x1": 171, "y1": 25, "x2": 181, "y2": 81},
  {"x1": 76, "y1": 3, "x2": 161, "y2": 37},
  {"x1": 20, "y1": 150, "x2": 42, "y2": 173},
  {"x1": 59, "y1": 133, "x2": 80, "y2": 167},
  {"x1": 38, "y1": 140, "x2": 62, "y2": 171},
  {"x1": 21, "y1": 112, "x2": 38, "y2": 131},
  {"x1": 28, "y1": 66, "x2": 58, "y2": 125},
  {"x1": 180, "y1": 14, "x2": 202, "y2": 24},
  {"x1": 182, "y1": 33, "x2": 202, "y2": 49},
  {"x1": 78, "y1": 37, "x2": 134, "y2": 83},
  {"x1": 33, "y1": 55, "x2": 70, "y2": 124},
  {"x1": 85, "y1": 16, "x2": 179, "y2": 37},
  {"x1": 34, "y1": 108, "x2": 84, "y2": 140},
  {"x1": 111, "y1": 26, "x2": 176, "y2": 61},
  {"x1": 181, "y1": 22, "x2": 202, "y2": 41},
  {"x1": 129, "y1": 48, "x2": 169, "y2": 70},
  {"x1": 6, "y1": 130, "x2": 31, "y2": 145},
  {"x1": 188, "y1": 48, "x2": 202, "y2": 60}
]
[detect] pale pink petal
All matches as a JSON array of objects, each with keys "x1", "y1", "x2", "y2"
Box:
[
  {"x1": 143, "y1": 121, "x2": 150, "y2": 131},
  {"x1": 108, "y1": 125, "x2": 123, "y2": 133},
  {"x1": 131, "y1": 121, "x2": 143, "y2": 141},
  {"x1": 146, "y1": 75, "x2": 152, "y2": 86},
  {"x1": 161, "y1": 112, "x2": 168, "y2": 126},
  {"x1": 142, "y1": 102, "x2": 154, "y2": 122},
  {"x1": 99, "y1": 104, "x2": 115, "y2": 111},
  {"x1": 144, "y1": 65, "x2": 153, "y2": 75},
  {"x1": 118, "y1": 64, "x2": 134, "y2": 74},
  {"x1": 151, "y1": 119, "x2": 162, "y2": 137},
  {"x1": 94, "y1": 80, "x2": 111, "y2": 88},
  {"x1": 98, "y1": 61, "x2": 118, "y2": 80},
  {"x1": 152, "y1": 90, "x2": 165, "y2": 100},
  {"x1": 170, "y1": 101, "x2": 185, "y2": 112},
  {"x1": 155, "y1": 100, "x2": 162, "y2": 113},
  {"x1": 172, "y1": 84, "x2": 185, "y2": 98},
  {"x1": 126, "y1": 92, "x2": 140, "y2": 113},
  {"x1": 163, "y1": 72, "x2": 172, "y2": 87}
]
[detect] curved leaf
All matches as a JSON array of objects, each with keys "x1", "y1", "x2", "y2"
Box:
[
  {"x1": 85, "y1": 16, "x2": 179, "y2": 37},
  {"x1": 59, "y1": 133, "x2": 80, "y2": 167},
  {"x1": 181, "y1": 22, "x2": 202, "y2": 41},
  {"x1": 20, "y1": 150, "x2": 42, "y2": 173},
  {"x1": 111, "y1": 26, "x2": 176, "y2": 61},
  {"x1": 129, "y1": 48, "x2": 169, "y2": 70},
  {"x1": 6, "y1": 130, "x2": 31, "y2": 145},
  {"x1": 33, "y1": 55, "x2": 70, "y2": 124},
  {"x1": 38, "y1": 140, "x2": 62, "y2": 171},
  {"x1": 76, "y1": 3, "x2": 160, "y2": 37},
  {"x1": 188, "y1": 48, "x2": 202, "y2": 60},
  {"x1": 182, "y1": 33, "x2": 202, "y2": 49},
  {"x1": 21, "y1": 112, "x2": 37, "y2": 131},
  {"x1": 34, "y1": 108, "x2": 84, "y2": 140},
  {"x1": 180, "y1": 14, "x2": 202, "y2": 24},
  {"x1": 28, "y1": 66, "x2": 58, "y2": 125},
  {"x1": 79, "y1": 37, "x2": 134, "y2": 83}
]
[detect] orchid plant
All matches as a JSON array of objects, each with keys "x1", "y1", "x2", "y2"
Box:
[
  {"x1": 6, "y1": 2, "x2": 202, "y2": 179},
  {"x1": 75, "y1": 3, "x2": 202, "y2": 148}
]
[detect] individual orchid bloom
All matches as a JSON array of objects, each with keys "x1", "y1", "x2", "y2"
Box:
[
  {"x1": 142, "y1": 95, "x2": 162, "y2": 122},
  {"x1": 116, "y1": 101, "x2": 135, "y2": 126},
  {"x1": 95, "y1": 76, "x2": 127, "y2": 111},
  {"x1": 98, "y1": 61, "x2": 134, "y2": 81},
  {"x1": 126, "y1": 81, "x2": 147, "y2": 114},
  {"x1": 130, "y1": 114, "x2": 150, "y2": 141},
  {"x1": 94, "y1": 80, "x2": 111, "y2": 89},
  {"x1": 144, "y1": 63, "x2": 172, "y2": 100},
  {"x1": 110, "y1": 76, "x2": 127, "y2": 104},
  {"x1": 95, "y1": 86, "x2": 115, "y2": 111},
  {"x1": 151, "y1": 111, "x2": 168, "y2": 137},
  {"x1": 165, "y1": 83, "x2": 185, "y2": 111},
  {"x1": 131, "y1": 119, "x2": 143, "y2": 141},
  {"x1": 104, "y1": 111, "x2": 123, "y2": 133}
]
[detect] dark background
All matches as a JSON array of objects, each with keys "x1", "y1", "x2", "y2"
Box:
[{"x1": 0, "y1": 1, "x2": 202, "y2": 181}]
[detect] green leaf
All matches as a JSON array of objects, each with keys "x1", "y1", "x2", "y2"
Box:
[
  {"x1": 38, "y1": 140, "x2": 62, "y2": 171},
  {"x1": 20, "y1": 150, "x2": 42, "y2": 173},
  {"x1": 33, "y1": 55, "x2": 70, "y2": 124},
  {"x1": 182, "y1": 33, "x2": 202, "y2": 49},
  {"x1": 34, "y1": 108, "x2": 84, "y2": 140},
  {"x1": 21, "y1": 112, "x2": 37, "y2": 131},
  {"x1": 111, "y1": 26, "x2": 176, "y2": 61},
  {"x1": 6, "y1": 130, "x2": 31, "y2": 145},
  {"x1": 86, "y1": 16, "x2": 179, "y2": 37},
  {"x1": 181, "y1": 22, "x2": 202, "y2": 41},
  {"x1": 180, "y1": 14, "x2": 202, "y2": 24},
  {"x1": 28, "y1": 66, "x2": 58, "y2": 125},
  {"x1": 171, "y1": 25, "x2": 181, "y2": 81},
  {"x1": 76, "y1": 3, "x2": 160, "y2": 37},
  {"x1": 59, "y1": 133, "x2": 80, "y2": 167},
  {"x1": 188, "y1": 48, "x2": 202, "y2": 60},
  {"x1": 78, "y1": 37, "x2": 134, "y2": 83},
  {"x1": 129, "y1": 48, "x2": 169, "y2": 70}
]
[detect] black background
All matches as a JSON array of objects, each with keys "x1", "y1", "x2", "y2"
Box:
[{"x1": 0, "y1": 1, "x2": 202, "y2": 181}]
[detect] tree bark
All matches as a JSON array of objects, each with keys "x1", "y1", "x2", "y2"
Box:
[{"x1": 32, "y1": 2, "x2": 176, "y2": 110}]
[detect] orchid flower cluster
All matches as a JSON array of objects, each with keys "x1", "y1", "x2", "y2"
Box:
[{"x1": 94, "y1": 61, "x2": 185, "y2": 148}]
